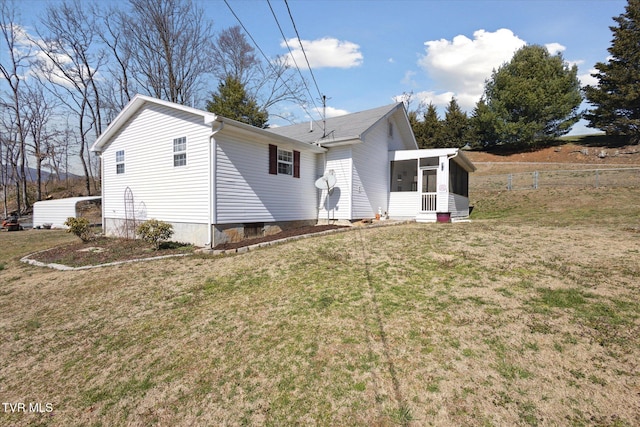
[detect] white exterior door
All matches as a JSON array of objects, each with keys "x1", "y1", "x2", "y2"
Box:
[{"x1": 419, "y1": 168, "x2": 437, "y2": 212}]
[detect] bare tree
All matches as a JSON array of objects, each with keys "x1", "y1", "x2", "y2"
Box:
[
  {"x1": 212, "y1": 25, "x2": 260, "y2": 86},
  {"x1": 21, "y1": 84, "x2": 59, "y2": 201},
  {"x1": 93, "y1": 3, "x2": 137, "y2": 116},
  {"x1": 121, "y1": 0, "x2": 215, "y2": 105},
  {"x1": 32, "y1": 0, "x2": 107, "y2": 196},
  {"x1": 45, "y1": 124, "x2": 75, "y2": 192},
  {"x1": 0, "y1": 0, "x2": 33, "y2": 214},
  {"x1": 211, "y1": 26, "x2": 306, "y2": 122},
  {"x1": 254, "y1": 55, "x2": 307, "y2": 121},
  {"x1": 0, "y1": 122, "x2": 21, "y2": 215}
]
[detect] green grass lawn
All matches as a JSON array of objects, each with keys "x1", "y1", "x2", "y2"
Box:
[{"x1": 1, "y1": 186, "x2": 639, "y2": 426}]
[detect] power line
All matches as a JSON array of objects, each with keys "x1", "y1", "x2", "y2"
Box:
[
  {"x1": 266, "y1": 0, "x2": 321, "y2": 118},
  {"x1": 283, "y1": 0, "x2": 323, "y2": 102},
  {"x1": 222, "y1": 0, "x2": 322, "y2": 126}
]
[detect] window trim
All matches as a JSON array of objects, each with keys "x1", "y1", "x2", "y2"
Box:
[
  {"x1": 268, "y1": 144, "x2": 300, "y2": 178},
  {"x1": 116, "y1": 150, "x2": 125, "y2": 174},
  {"x1": 277, "y1": 148, "x2": 293, "y2": 176},
  {"x1": 173, "y1": 136, "x2": 187, "y2": 167}
]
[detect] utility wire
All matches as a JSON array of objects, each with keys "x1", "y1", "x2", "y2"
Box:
[
  {"x1": 266, "y1": 0, "x2": 321, "y2": 121},
  {"x1": 223, "y1": 0, "x2": 319, "y2": 125},
  {"x1": 284, "y1": 0, "x2": 323, "y2": 102}
]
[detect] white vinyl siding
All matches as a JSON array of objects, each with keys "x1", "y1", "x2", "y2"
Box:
[
  {"x1": 318, "y1": 146, "x2": 352, "y2": 220},
  {"x1": 449, "y1": 193, "x2": 470, "y2": 218},
  {"x1": 351, "y1": 119, "x2": 391, "y2": 219},
  {"x1": 101, "y1": 103, "x2": 210, "y2": 226},
  {"x1": 215, "y1": 135, "x2": 317, "y2": 224},
  {"x1": 388, "y1": 192, "x2": 419, "y2": 218}
]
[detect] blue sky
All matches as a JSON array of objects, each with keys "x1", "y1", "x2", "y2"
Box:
[{"x1": 12, "y1": 0, "x2": 629, "y2": 134}]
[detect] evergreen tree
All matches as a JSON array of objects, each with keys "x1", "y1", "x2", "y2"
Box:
[
  {"x1": 408, "y1": 110, "x2": 425, "y2": 147},
  {"x1": 206, "y1": 75, "x2": 268, "y2": 128},
  {"x1": 584, "y1": 0, "x2": 640, "y2": 144},
  {"x1": 469, "y1": 98, "x2": 500, "y2": 149},
  {"x1": 421, "y1": 103, "x2": 442, "y2": 148},
  {"x1": 483, "y1": 45, "x2": 582, "y2": 148},
  {"x1": 441, "y1": 97, "x2": 469, "y2": 148}
]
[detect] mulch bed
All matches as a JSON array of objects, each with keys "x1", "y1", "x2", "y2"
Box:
[
  {"x1": 31, "y1": 236, "x2": 192, "y2": 267},
  {"x1": 27, "y1": 225, "x2": 350, "y2": 267},
  {"x1": 213, "y1": 225, "x2": 349, "y2": 250}
]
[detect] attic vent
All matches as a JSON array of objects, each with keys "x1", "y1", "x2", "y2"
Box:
[{"x1": 388, "y1": 121, "x2": 394, "y2": 137}]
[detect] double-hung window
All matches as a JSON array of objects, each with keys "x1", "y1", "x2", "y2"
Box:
[
  {"x1": 173, "y1": 137, "x2": 187, "y2": 167},
  {"x1": 268, "y1": 144, "x2": 300, "y2": 178},
  {"x1": 277, "y1": 149, "x2": 293, "y2": 175},
  {"x1": 116, "y1": 150, "x2": 125, "y2": 174}
]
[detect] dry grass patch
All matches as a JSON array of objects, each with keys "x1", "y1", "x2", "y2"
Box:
[{"x1": 1, "y1": 187, "x2": 639, "y2": 426}]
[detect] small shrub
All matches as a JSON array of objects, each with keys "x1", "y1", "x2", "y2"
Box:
[
  {"x1": 64, "y1": 217, "x2": 94, "y2": 242},
  {"x1": 136, "y1": 219, "x2": 174, "y2": 250}
]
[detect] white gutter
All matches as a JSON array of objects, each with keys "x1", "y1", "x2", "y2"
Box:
[
  {"x1": 206, "y1": 120, "x2": 223, "y2": 248},
  {"x1": 447, "y1": 149, "x2": 459, "y2": 163}
]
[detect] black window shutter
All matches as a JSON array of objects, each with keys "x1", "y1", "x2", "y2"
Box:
[
  {"x1": 293, "y1": 150, "x2": 300, "y2": 178},
  {"x1": 269, "y1": 144, "x2": 277, "y2": 175}
]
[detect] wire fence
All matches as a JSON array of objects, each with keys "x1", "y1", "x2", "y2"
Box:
[{"x1": 472, "y1": 167, "x2": 640, "y2": 191}]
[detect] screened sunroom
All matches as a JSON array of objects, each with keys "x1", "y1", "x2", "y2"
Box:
[{"x1": 387, "y1": 148, "x2": 475, "y2": 222}]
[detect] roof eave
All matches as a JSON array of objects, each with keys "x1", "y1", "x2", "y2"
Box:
[
  {"x1": 453, "y1": 150, "x2": 477, "y2": 172},
  {"x1": 317, "y1": 137, "x2": 362, "y2": 147},
  {"x1": 90, "y1": 94, "x2": 218, "y2": 154},
  {"x1": 219, "y1": 117, "x2": 327, "y2": 153}
]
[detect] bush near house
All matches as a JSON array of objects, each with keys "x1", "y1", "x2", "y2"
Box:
[
  {"x1": 64, "y1": 217, "x2": 94, "y2": 242},
  {"x1": 136, "y1": 219, "x2": 174, "y2": 250}
]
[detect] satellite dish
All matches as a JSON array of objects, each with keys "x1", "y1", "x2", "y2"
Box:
[
  {"x1": 315, "y1": 171, "x2": 336, "y2": 223},
  {"x1": 314, "y1": 171, "x2": 336, "y2": 192}
]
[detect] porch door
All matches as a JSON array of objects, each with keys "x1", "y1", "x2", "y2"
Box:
[{"x1": 420, "y1": 168, "x2": 437, "y2": 212}]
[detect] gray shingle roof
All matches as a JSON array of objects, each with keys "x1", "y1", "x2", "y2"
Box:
[{"x1": 267, "y1": 103, "x2": 403, "y2": 144}]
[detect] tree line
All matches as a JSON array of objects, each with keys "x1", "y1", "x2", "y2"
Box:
[
  {"x1": 408, "y1": 0, "x2": 640, "y2": 151},
  {"x1": 2, "y1": 0, "x2": 638, "y2": 217},
  {"x1": 1, "y1": 0, "x2": 296, "y2": 216}
]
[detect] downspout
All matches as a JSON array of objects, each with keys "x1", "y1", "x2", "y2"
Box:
[
  {"x1": 446, "y1": 149, "x2": 459, "y2": 163},
  {"x1": 207, "y1": 120, "x2": 223, "y2": 248},
  {"x1": 321, "y1": 150, "x2": 327, "y2": 223},
  {"x1": 99, "y1": 151, "x2": 105, "y2": 234}
]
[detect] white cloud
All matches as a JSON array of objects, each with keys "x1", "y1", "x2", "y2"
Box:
[
  {"x1": 282, "y1": 37, "x2": 363, "y2": 69},
  {"x1": 415, "y1": 90, "x2": 456, "y2": 111},
  {"x1": 417, "y1": 28, "x2": 527, "y2": 111},
  {"x1": 401, "y1": 70, "x2": 417, "y2": 86},
  {"x1": 312, "y1": 105, "x2": 350, "y2": 118},
  {"x1": 579, "y1": 68, "x2": 599, "y2": 87},
  {"x1": 545, "y1": 42, "x2": 566, "y2": 56},
  {"x1": 0, "y1": 24, "x2": 90, "y2": 88}
]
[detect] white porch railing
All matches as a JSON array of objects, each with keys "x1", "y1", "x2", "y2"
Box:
[{"x1": 421, "y1": 193, "x2": 437, "y2": 212}]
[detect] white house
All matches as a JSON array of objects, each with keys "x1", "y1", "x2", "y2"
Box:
[{"x1": 90, "y1": 95, "x2": 475, "y2": 247}]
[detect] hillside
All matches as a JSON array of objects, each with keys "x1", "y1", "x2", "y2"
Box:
[{"x1": 465, "y1": 142, "x2": 640, "y2": 168}]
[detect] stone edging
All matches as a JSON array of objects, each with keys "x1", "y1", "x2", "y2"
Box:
[
  {"x1": 197, "y1": 219, "x2": 415, "y2": 256},
  {"x1": 20, "y1": 251, "x2": 192, "y2": 271},
  {"x1": 20, "y1": 220, "x2": 415, "y2": 271}
]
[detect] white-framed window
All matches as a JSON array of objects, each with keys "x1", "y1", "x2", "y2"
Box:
[
  {"x1": 277, "y1": 148, "x2": 293, "y2": 175},
  {"x1": 173, "y1": 137, "x2": 186, "y2": 167},
  {"x1": 116, "y1": 150, "x2": 125, "y2": 174}
]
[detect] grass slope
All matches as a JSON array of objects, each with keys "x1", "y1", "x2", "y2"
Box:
[{"x1": 1, "y1": 186, "x2": 639, "y2": 426}]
